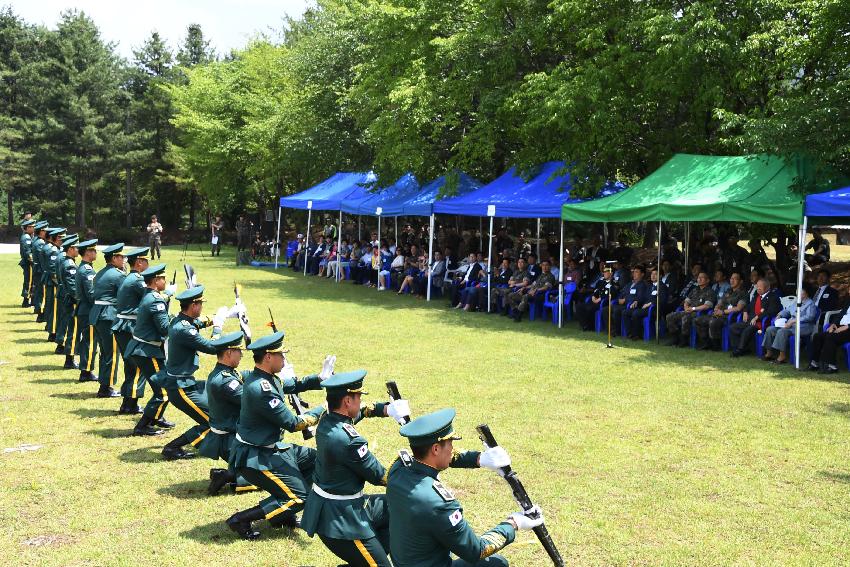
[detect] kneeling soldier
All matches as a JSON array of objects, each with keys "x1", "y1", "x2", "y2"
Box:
[
  {"x1": 387, "y1": 408, "x2": 544, "y2": 566},
  {"x1": 226, "y1": 331, "x2": 325, "y2": 540},
  {"x1": 301, "y1": 370, "x2": 411, "y2": 567}
]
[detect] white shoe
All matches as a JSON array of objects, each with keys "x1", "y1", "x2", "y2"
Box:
[{"x1": 377, "y1": 286, "x2": 385, "y2": 291}]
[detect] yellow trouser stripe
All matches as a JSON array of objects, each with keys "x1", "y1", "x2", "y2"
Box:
[
  {"x1": 189, "y1": 428, "x2": 210, "y2": 446},
  {"x1": 131, "y1": 366, "x2": 141, "y2": 395},
  {"x1": 234, "y1": 485, "x2": 258, "y2": 492},
  {"x1": 152, "y1": 358, "x2": 160, "y2": 373},
  {"x1": 70, "y1": 314, "x2": 78, "y2": 354},
  {"x1": 261, "y1": 470, "x2": 302, "y2": 503},
  {"x1": 177, "y1": 388, "x2": 209, "y2": 421},
  {"x1": 109, "y1": 334, "x2": 118, "y2": 386},
  {"x1": 51, "y1": 295, "x2": 57, "y2": 332},
  {"x1": 86, "y1": 325, "x2": 95, "y2": 371},
  {"x1": 264, "y1": 498, "x2": 297, "y2": 519},
  {"x1": 354, "y1": 540, "x2": 378, "y2": 567}
]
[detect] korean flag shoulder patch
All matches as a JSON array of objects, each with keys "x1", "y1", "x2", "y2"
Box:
[
  {"x1": 181, "y1": 320, "x2": 190, "y2": 327},
  {"x1": 260, "y1": 379, "x2": 272, "y2": 392},
  {"x1": 357, "y1": 443, "x2": 369, "y2": 458},
  {"x1": 189, "y1": 328, "x2": 198, "y2": 335},
  {"x1": 448, "y1": 509, "x2": 463, "y2": 527},
  {"x1": 269, "y1": 398, "x2": 281, "y2": 409},
  {"x1": 342, "y1": 423, "x2": 359, "y2": 438},
  {"x1": 432, "y1": 480, "x2": 455, "y2": 502},
  {"x1": 156, "y1": 303, "x2": 165, "y2": 311},
  {"x1": 228, "y1": 379, "x2": 240, "y2": 391}
]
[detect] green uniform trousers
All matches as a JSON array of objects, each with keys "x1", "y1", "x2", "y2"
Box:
[
  {"x1": 452, "y1": 557, "x2": 509, "y2": 567},
  {"x1": 21, "y1": 261, "x2": 32, "y2": 300},
  {"x1": 55, "y1": 296, "x2": 70, "y2": 346},
  {"x1": 94, "y1": 320, "x2": 120, "y2": 389},
  {"x1": 115, "y1": 331, "x2": 142, "y2": 398},
  {"x1": 44, "y1": 285, "x2": 57, "y2": 334},
  {"x1": 318, "y1": 494, "x2": 391, "y2": 567},
  {"x1": 131, "y1": 355, "x2": 169, "y2": 420},
  {"x1": 32, "y1": 276, "x2": 44, "y2": 313},
  {"x1": 164, "y1": 384, "x2": 209, "y2": 446},
  {"x1": 237, "y1": 444, "x2": 316, "y2": 523},
  {"x1": 61, "y1": 302, "x2": 80, "y2": 355},
  {"x1": 76, "y1": 317, "x2": 98, "y2": 373}
]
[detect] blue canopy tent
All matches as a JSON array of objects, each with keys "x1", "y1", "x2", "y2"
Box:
[{"x1": 278, "y1": 171, "x2": 375, "y2": 272}]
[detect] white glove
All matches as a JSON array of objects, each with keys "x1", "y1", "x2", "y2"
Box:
[
  {"x1": 227, "y1": 302, "x2": 245, "y2": 319},
  {"x1": 386, "y1": 399, "x2": 411, "y2": 424},
  {"x1": 281, "y1": 360, "x2": 297, "y2": 380},
  {"x1": 479, "y1": 446, "x2": 511, "y2": 472},
  {"x1": 509, "y1": 506, "x2": 544, "y2": 531},
  {"x1": 165, "y1": 283, "x2": 177, "y2": 296},
  {"x1": 212, "y1": 306, "x2": 228, "y2": 329},
  {"x1": 318, "y1": 355, "x2": 336, "y2": 380}
]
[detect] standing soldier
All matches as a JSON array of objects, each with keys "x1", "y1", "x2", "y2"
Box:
[
  {"x1": 225, "y1": 331, "x2": 325, "y2": 540},
  {"x1": 74, "y1": 239, "x2": 99, "y2": 382},
  {"x1": 159, "y1": 286, "x2": 228, "y2": 460},
  {"x1": 301, "y1": 370, "x2": 411, "y2": 567},
  {"x1": 113, "y1": 248, "x2": 150, "y2": 415},
  {"x1": 19, "y1": 219, "x2": 35, "y2": 307},
  {"x1": 43, "y1": 228, "x2": 66, "y2": 342},
  {"x1": 57, "y1": 236, "x2": 81, "y2": 370},
  {"x1": 31, "y1": 221, "x2": 49, "y2": 320},
  {"x1": 126, "y1": 264, "x2": 177, "y2": 436},
  {"x1": 90, "y1": 243, "x2": 126, "y2": 398},
  {"x1": 211, "y1": 216, "x2": 224, "y2": 256},
  {"x1": 146, "y1": 215, "x2": 163, "y2": 260},
  {"x1": 387, "y1": 408, "x2": 544, "y2": 567},
  {"x1": 52, "y1": 234, "x2": 78, "y2": 354}
]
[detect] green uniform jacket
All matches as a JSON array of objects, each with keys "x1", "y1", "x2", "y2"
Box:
[
  {"x1": 125, "y1": 288, "x2": 170, "y2": 360},
  {"x1": 229, "y1": 368, "x2": 324, "y2": 471},
  {"x1": 685, "y1": 284, "x2": 718, "y2": 310},
  {"x1": 42, "y1": 245, "x2": 59, "y2": 287},
  {"x1": 197, "y1": 363, "x2": 248, "y2": 460},
  {"x1": 39, "y1": 243, "x2": 54, "y2": 285},
  {"x1": 112, "y1": 271, "x2": 145, "y2": 334},
  {"x1": 387, "y1": 451, "x2": 516, "y2": 567},
  {"x1": 162, "y1": 313, "x2": 218, "y2": 389},
  {"x1": 301, "y1": 405, "x2": 390, "y2": 540},
  {"x1": 89, "y1": 265, "x2": 126, "y2": 325},
  {"x1": 52, "y1": 250, "x2": 66, "y2": 298},
  {"x1": 19, "y1": 232, "x2": 32, "y2": 267},
  {"x1": 74, "y1": 261, "x2": 97, "y2": 318},
  {"x1": 59, "y1": 257, "x2": 78, "y2": 304},
  {"x1": 32, "y1": 237, "x2": 44, "y2": 274}
]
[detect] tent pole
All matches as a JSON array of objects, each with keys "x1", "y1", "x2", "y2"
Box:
[
  {"x1": 273, "y1": 205, "x2": 282, "y2": 269},
  {"x1": 479, "y1": 217, "x2": 483, "y2": 252},
  {"x1": 395, "y1": 217, "x2": 398, "y2": 244},
  {"x1": 558, "y1": 219, "x2": 564, "y2": 328},
  {"x1": 427, "y1": 214, "x2": 435, "y2": 302},
  {"x1": 603, "y1": 222, "x2": 608, "y2": 248},
  {"x1": 536, "y1": 218, "x2": 541, "y2": 259},
  {"x1": 794, "y1": 217, "x2": 807, "y2": 370},
  {"x1": 303, "y1": 207, "x2": 312, "y2": 276},
  {"x1": 336, "y1": 210, "x2": 343, "y2": 283},
  {"x1": 656, "y1": 222, "x2": 662, "y2": 341},
  {"x1": 487, "y1": 215, "x2": 494, "y2": 313}
]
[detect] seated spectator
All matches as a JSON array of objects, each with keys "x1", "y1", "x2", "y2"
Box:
[
  {"x1": 457, "y1": 258, "x2": 490, "y2": 311},
  {"x1": 364, "y1": 245, "x2": 382, "y2": 287},
  {"x1": 812, "y1": 268, "x2": 839, "y2": 313},
  {"x1": 307, "y1": 236, "x2": 327, "y2": 275},
  {"x1": 694, "y1": 271, "x2": 748, "y2": 351},
  {"x1": 746, "y1": 268, "x2": 764, "y2": 303},
  {"x1": 494, "y1": 258, "x2": 529, "y2": 314},
  {"x1": 575, "y1": 266, "x2": 617, "y2": 331},
  {"x1": 507, "y1": 260, "x2": 557, "y2": 322},
  {"x1": 318, "y1": 243, "x2": 335, "y2": 277},
  {"x1": 805, "y1": 228, "x2": 830, "y2": 266},
  {"x1": 563, "y1": 258, "x2": 582, "y2": 286},
  {"x1": 611, "y1": 260, "x2": 629, "y2": 287},
  {"x1": 526, "y1": 253, "x2": 541, "y2": 280},
  {"x1": 659, "y1": 258, "x2": 680, "y2": 300},
  {"x1": 547, "y1": 256, "x2": 560, "y2": 280},
  {"x1": 602, "y1": 265, "x2": 648, "y2": 337},
  {"x1": 711, "y1": 268, "x2": 730, "y2": 302},
  {"x1": 449, "y1": 254, "x2": 482, "y2": 306},
  {"x1": 574, "y1": 268, "x2": 602, "y2": 305},
  {"x1": 624, "y1": 267, "x2": 668, "y2": 339},
  {"x1": 808, "y1": 301, "x2": 850, "y2": 373},
  {"x1": 379, "y1": 248, "x2": 405, "y2": 291},
  {"x1": 399, "y1": 251, "x2": 427, "y2": 295},
  {"x1": 762, "y1": 283, "x2": 817, "y2": 364},
  {"x1": 665, "y1": 272, "x2": 717, "y2": 347},
  {"x1": 348, "y1": 244, "x2": 363, "y2": 283},
  {"x1": 729, "y1": 278, "x2": 782, "y2": 357},
  {"x1": 674, "y1": 262, "x2": 703, "y2": 309},
  {"x1": 477, "y1": 258, "x2": 512, "y2": 312}
]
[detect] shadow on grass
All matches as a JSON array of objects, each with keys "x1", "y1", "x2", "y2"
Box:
[
  {"x1": 819, "y1": 470, "x2": 850, "y2": 483},
  {"x1": 50, "y1": 391, "x2": 92, "y2": 400},
  {"x1": 826, "y1": 402, "x2": 850, "y2": 415},
  {"x1": 70, "y1": 407, "x2": 120, "y2": 418},
  {"x1": 119, "y1": 446, "x2": 164, "y2": 464},
  {"x1": 157, "y1": 479, "x2": 210, "y2": 500},
  {"x1": 31, "y1": 372, "x2": 76, "y2": 379},
  {"x1": 180, "y1": 519, "x2": 311, "y2": 546},
  {"x1": 87, "y1": 427, "x2": 134, "y2": 439}
]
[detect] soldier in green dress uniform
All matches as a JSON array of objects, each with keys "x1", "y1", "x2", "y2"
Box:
[
  {"x1": 90, "y1": 243, "x2": 126, "y2": 398},
  {"x1": 43, "y1": 228, "x2": 66, "y2": 341},
  {"x1": 19, "y1": 219, "x2": 35, "y2": 307},
  {"x1": 57, "y1": 236, "x2": 81, "y2": 370},
  {"x1": 387, "y1": 408, "x2": 544, "y2": 567},
  {"x1": 159, "y1": 285, "x2": 228, "y2": 460},
  {"x1": 74, "y1": 239, "x2": 100, "y2": 383},
  {"x1": 126, "y1": 263, "x2": 177, "y2": 436},
  {"x1": 301, "y1": 370, "x2": 411, "y2": 567},
  {"x1": 112, "y1": 247, "x2": 150, "y2": 414},
  {"x1": 225, "y1": 331, "x2": 326, "y2": 540},
  {"x1": 198, "y1": 330, "x2": 259, "y2": 495},
  {"x1": 30, "y1": 221, "x2": 49, "y2": 318},
  {"x1": 53, "y1": 233, "x2": 78, "y2": 355}
]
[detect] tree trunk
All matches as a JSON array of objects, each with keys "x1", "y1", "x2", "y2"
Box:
[
  {"x1": 642, "y1": 222, "x2": 657, "y2": 248},
  {"x1": 76, "y1": 173, "x2": 87, "y2": 229},
  {"x1": 6, "y1": 189, "x2": 12, "y2": 227},
  {"x1": 125, "y1": 166, "x2": 133, "y2": 229},
  {"x1": 189, "y1": 188, "x2": 197, "y2": 230}
]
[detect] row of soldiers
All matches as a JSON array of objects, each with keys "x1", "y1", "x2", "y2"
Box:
[{"x1": 18, "y1": 219, "x2": 546, "y2": 566}]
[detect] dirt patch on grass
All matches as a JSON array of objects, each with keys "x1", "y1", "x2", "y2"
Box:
[{"x1": 21, "y1": 533, "x2": 74, "y2": 547}]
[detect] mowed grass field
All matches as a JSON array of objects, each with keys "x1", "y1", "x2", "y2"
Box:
[{"x1": 1, "y1": 245, "x2": 849, "y2": 566}]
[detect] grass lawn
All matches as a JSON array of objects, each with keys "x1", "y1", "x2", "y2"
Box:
[{"x1": 1, "y1": 245, "x2": 849, "y2": 566}]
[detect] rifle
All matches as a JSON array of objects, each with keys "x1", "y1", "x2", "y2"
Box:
[
  {"x1": 476, "y1": 424, "x2": 564, "y2": 567},
  {"x1": 385, "y1": 381, "x2": 410, "y2": 424},
  {"x1": 267, "y1": 308, "x2": 314, "y2": 440},
  {"x1": 184, "y1": 263, "x2": 197, "y2": 289},
  {"x1": 233, "y1": 282, "x2": 252, "y2": 346},
  {"x1": 165, "y1": 270, "x2": 177, "y2": 310}
]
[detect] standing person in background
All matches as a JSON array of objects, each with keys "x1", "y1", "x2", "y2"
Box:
[
  {"x1": 236, "y1": 215, "x2": 253, "y2": 252},
  {"x1": 211, "y1": 216, "x2": 224, "y2": 256},
  {"x1": 146, "y1": 215, "x2": 163, "y2": 260}
]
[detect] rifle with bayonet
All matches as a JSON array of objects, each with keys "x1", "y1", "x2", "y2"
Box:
[
  {"x1": 385, "y1": 381, "x2": 410, "y2": 424},
  {"x1": 233, "y1": 282, "x2": 252, "y2": 346},
  {"x1": 267, "y1": 308, "x2": 315, "y2": 440},
  {"x1": 476, "y1": 424, "x2": 564, "y2": 567}
]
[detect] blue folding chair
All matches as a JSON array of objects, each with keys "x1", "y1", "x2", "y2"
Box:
[
  {"x1": 754, "y1": 316, "x2": 775, "y2": 357},
  {"x1": 642, "y1": 304, "x2": 666, "y2": 341},
  {"x1": 722, "y1": 312, "x2": 743, "y2": 351}
]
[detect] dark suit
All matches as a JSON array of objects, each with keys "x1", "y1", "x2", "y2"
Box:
[
  {"x1": 625, "y1": 282, "x2": 667, "y2": 338},
  {"x1": 450, "y1": 263, "x2": 484, "y2": 306},
  {"x1": 729, "y1": 290, "x2": 782, "y2": 354},
  {"x1": 812, "y1": 285, "x2": 839, "y2": 314},
  {"x1": 603, "y1": 280, "x2": 649, "y2": 336},
  {"x1": 477, "y1": 267, "x2": 512, "y2": 312}
]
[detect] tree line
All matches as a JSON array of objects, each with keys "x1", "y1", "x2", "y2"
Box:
[{"x1": 2, "y1": 1, "x2": 848, "y2": 238}]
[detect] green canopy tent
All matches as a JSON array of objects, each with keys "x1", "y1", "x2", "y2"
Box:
[{"x1": 562, "y1": 153, "x2": 842, "y2": 367}]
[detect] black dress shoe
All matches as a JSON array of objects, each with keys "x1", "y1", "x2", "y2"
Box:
[
  {"x1": 36, "y1": 313, "x2": 45, "y2": 323},
  {"x1": 730, "y1": 350, "x2": 743, "y2": 358},
  {"x1": 153, "y1": 418, "x2": 175, "y2": 429},
  {"x1": 226, "y1": 514, "x2": 261, "y2": 541},
  {"x1": 53, "y1": 344, "x2": 65, "y2": 355},
  {"x1": 96, "y1": 388, "x2": 121, "y2": 398},
  {"x1": 268, "y1": 514, "x2": 301, "y2": 530},
  {"x1": 118, "y1": 405, "x2": 143, "y2": 415},
  {"x1": 161, "y1": 446, "x2": 195, "y2": 460},
  {"x1": 63, "y1": 356, "x2": 79, "y2": 370},
  {"x1": 208, "y1": 469, "x2": 236, "y2": 496},
  {"x1": 47, "y1": 333, "x2": 56, "y2": 342},
  {"x1": 22, "y1": 299, "x2": 29, "y2": 308},
  {"x1": 133, "y1": 425, "x2": 164, "y2": 436},
  {"x1": 78, "y1": 371, "x2": 98, "y2": 382}
]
